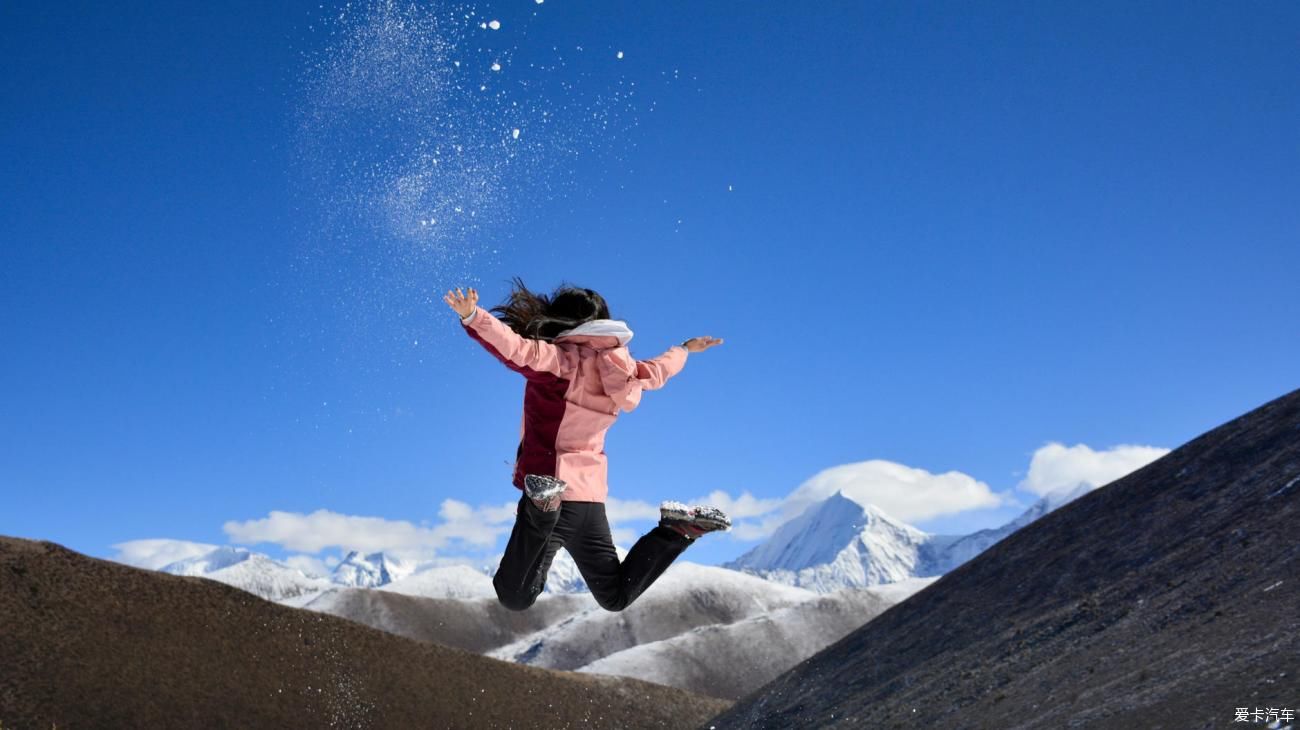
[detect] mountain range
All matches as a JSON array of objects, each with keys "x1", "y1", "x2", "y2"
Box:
[
  {"x1": 152, "y1": 480, "x2": 1092, "y2": 606},
  {"x1": 724, "y1": 483, "x2": 1093, "y2": 592},
  {"x1": 122, "y1": 442, "x2": 1113, "y2": 703}
]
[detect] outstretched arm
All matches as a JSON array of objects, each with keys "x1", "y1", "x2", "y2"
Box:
[
  {"x1": 641, "y1": 336, "x2": 723, "y2": 389},
  {"x1": 601, "y1": 335, "x2": 723, "y2": 411},
  {"x1": 443, "y1": 287, "x2": 564, "y2": 376}
]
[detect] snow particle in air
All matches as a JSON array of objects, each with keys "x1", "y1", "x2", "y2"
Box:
[
  {"x1": 490, "y1": 62, "x2": 501, "y2": 72},
  {"x1": 616, "y1": 51, "x2": 624, "y2": 60},
  {"x1": 488, "y1": 20, "x2": 501, "y2": 30},
  {"x1": 512, "y1": 128, "x2": 521, "y2": 140}
]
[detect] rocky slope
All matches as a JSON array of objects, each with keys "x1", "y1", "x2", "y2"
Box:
[{"x1": 707, "y1": 389, "x2": 1300, "y2": 729}]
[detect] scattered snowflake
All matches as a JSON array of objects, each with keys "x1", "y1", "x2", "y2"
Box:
[
  {"x1": 292, "y1": 0, "x2": 649, "y2": 354},
  {"x1": 616, "y1": 51, "x2": 624, "y2": 60}
]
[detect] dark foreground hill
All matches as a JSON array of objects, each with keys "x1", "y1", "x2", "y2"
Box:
[
  {"x1": 709, "y1": 389, "x2": 1300, "y2": 729},
  {"x1": 0, "y1": 538, "x2": 729, "y2": 729}
]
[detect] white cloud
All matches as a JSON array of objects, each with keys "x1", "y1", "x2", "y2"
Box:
[
  {"x1": 688, "y1": 490, "x2": 784, "y2": 521},
  {"x1": 610, "y1": 527, "x2": 640, "y2": 547},
  {"x1": 605, "y1": 490, "x2": 786, "y2": 544},
  {"x1": 683, "y1": 489, "x2": 786, "y2": 541},
  {"x1": 222, "y1": 499, "x2": 517, "y2": 558},
  {"x1": 283, "y1": 554, "x2": 332, "y2": 578},
  {"x1": 110, "y1": 539, "x2": 218, "y2": 570},
  {"x1": 782, "y1": 460, "x2": 1006, "y2": 525},
  {"x1": 605, "y1": 496, "x2": 660, "y2": 524},
  {"x1": 1019, "y1": 442, "x2": 1170, "y2": 497},
  {"x1": 704, "y1": 462, "x2": 1002, "y2": 542},
  {"x1": 125, "y1": 443, "x2": 1171, "y2": 567},
  {"x1": 603, "y1": 497, "x2": 664, "y2": 548}
]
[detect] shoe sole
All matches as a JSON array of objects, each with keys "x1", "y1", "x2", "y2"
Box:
[
  {"x1": 692, "y1": 506, "x2": 731, "y2": 531},
  {"x1": 525, "y1": 475, "x2": 567, "y2": 501},
  {"x1": 525, "y1": 475, "x2": 566, "y2": 512},
  {"x1": 659, "y1": 500, "x2": 694, "y2": 522},
  {"x1": 659, "y1": 501, "x2": 731, "y2": 532}
]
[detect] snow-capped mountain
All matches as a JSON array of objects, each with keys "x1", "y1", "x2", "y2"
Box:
[
  {"x1": 727, "y1": 485, "x2": 1097, "y2": 592},
  {"x1": 537, "y1": 548, "x2": 599, "y2": 594},
  {"x1": 380, "y1": 564, "x2": 496, "y2": 600},
  {"x1": 331, "y1": 550, "x2": 417, "y2": 588},
  {"x1": 578, "y1": 579, "x2": 932, "y2": 700},
  {"x1": 725, "y1": 492, "x2": 943, "y2": 592},
  {"x1": 160, "y1": 546, "x2": 331, "y2": 602},
  {"x1": 489, "y1": 562, "x2": 816, "y2": 671},
  {"x1": 935, "y1": 483, "x2": 1093, "y2": 571}
]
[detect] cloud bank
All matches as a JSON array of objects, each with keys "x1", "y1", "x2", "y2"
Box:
[
  {"x1": 1019, "y1": 443, "x2": 1171, "y2": 497},
  {"x1": 221, "y1": 498, "x2": 517, "y2": 562},
  {"x1": 114, "y1": 442, "x2": 1171, "y2": 569},
  {"x1": 111, "y1": 539, "x2": 219, "y2": 570}
]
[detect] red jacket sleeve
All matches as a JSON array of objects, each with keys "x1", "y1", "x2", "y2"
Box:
[{"x1": 460, "y1": 306, "x2": 566, "y2": 377}]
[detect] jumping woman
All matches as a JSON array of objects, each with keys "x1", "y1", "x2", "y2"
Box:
[{"x1": 443, "y1": 280, "x2": 729, "y2": 613}]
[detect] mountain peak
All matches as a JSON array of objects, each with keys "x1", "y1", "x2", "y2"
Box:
[
  {"x1": 725, "y1": 492, "x2": 933, "y2": 589},
  {"x1": 160, "y1": 545, "x2": 252, "y2": 575},
  {"x1": 332, "y1": 550, "x2": 415, "y2": 588},
  {"x1": 822, "y1": 491, "x2": 906, "y2": 523}
]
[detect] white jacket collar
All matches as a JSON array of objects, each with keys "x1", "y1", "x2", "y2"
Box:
[{"x1": 555, "y1": 319, "x2": 634, "y2": 346}]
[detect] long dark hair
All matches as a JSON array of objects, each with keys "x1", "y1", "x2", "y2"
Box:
[{"x1": 491, "y1": 277, "x2": 613, "y2": 341}]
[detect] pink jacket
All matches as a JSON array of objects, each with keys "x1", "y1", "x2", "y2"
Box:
[{"x1": 460, "y1": 305, "x2": 688, "y2": 502}]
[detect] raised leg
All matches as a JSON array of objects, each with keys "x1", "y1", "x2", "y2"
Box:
[{"x1": 565, "y1": 502, "x2": 692, "y2": 612}]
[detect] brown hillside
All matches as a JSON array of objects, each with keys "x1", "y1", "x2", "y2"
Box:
[
  {"x1": 708, "y1": 388, "x2": 1300, "y2": 729},
  {"x1": 0, "y1": 537, "x2": 729, "y2": 729}
]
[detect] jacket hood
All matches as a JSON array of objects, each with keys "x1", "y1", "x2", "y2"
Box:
[{"x1": 554, "y1": 319, "x2": 634, "y2": 347}]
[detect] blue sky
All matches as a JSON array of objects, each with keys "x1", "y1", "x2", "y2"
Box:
[{"x1": 3, "y1": 1, "x2": 1297, "y2": 571}]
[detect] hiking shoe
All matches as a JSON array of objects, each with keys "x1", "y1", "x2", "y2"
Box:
[
  {"x1": 659, "y1": 501, "x2": 731, "y2": 540},
  {"x1": 524, "y1": 475, "x2": 567, "y2": 513}
]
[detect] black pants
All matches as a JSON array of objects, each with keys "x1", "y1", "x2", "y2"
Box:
[{"x1": 493, "y1": 495, "x2": 692, "y2": 612}]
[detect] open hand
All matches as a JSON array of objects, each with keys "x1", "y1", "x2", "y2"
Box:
[
  {"x1": 443, "y1": 287, "x2": 479, "y2": 318},
  {"x1": 682, "y1": 336, "x2": 724, "y2": 353}
]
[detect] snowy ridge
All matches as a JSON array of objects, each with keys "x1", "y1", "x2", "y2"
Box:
[
  {"x1": 936, "y1": 483, "x2": 1093, "y2": 571},
  {"x1": 380, "y1": 564, "x2": 496, "y2": 600},
  {"x1": 726, "y1": 492, "x2": 941, "y2": 591},
  {"x1": 537, "y1": 549, "x2": 591, "y2": 594},
  {"x1": 577, "y1": 580, "x2": 929, "y2": 699},
  {"x1": 160, "y1": 547, "x2": 331, "y2": 602},
  {"x1": 331, "y1": 550, "x2": 418, "y2": 588},
  {"x1": 727, "y1": 486, "x2": 1097, "y2": 592},
  {"x1": 488, "y1": 562, "x2": 815, "y2": 671}
]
